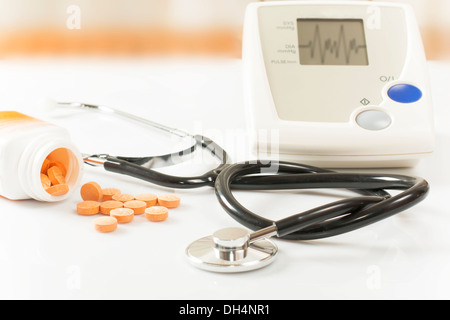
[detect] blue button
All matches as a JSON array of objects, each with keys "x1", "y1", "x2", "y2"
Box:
[{"x1": 388, "y1": 84, "x2": 422, "y2": 103}]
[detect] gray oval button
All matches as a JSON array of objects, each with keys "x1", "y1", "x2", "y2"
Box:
[{"x1": 356, "y1": 110, "x2": 392, "y2": 131}]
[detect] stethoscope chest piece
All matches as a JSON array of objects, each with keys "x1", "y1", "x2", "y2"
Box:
[{"x1": 185, "y1": 227, "x2": 278, "y2": 273}]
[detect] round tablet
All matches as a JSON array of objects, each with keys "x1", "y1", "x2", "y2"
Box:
[
  {"x1": 80, "y1": 182, "x2": 103, "y2": 202},
  {"x1": 102, "y1": 188, "x2": 121, "y2": 201},
  {"x1": 124, "y1": 200, "x2": 147, "y2": 215},
  {"x1": 100, "y1": 200, "x2": 124, "y2": 215},
  {"x1": 110, "y1": 208, "x2": 134, "y2": 223},
  {"x1": 77, "y1": 201, "x2": 100, "y2": 216},
  {"x1": 40, "y1": 173, "x2": 52, "y2": 189},
  {"x1": 135, "y1": 193, "x2": 158, "y2": 207},
  {"x1": 112, "y1": 193, "x2": 135, "y2": 203},
  {"x1": 157, "y1": 194, "x2": 180, "y2": 208},
  {"x1": 145, "y1": 206, "x2": 169, "y2": 222},
  {"x1": 94, "y1": 216, "x2": 117, "y2": 233},
  {"x1": 48, "y1": 160, "x2": 67, "y2": 176},
  {"x1": 46, "y1": 183, "x2": 69, "y2": 196},
  {"x1": 47, "y1": 166, "x2": 65, "y2": 185}
]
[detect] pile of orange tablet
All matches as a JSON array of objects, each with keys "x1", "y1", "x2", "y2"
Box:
[{"x1": 76, "y1": 181, "x2": 180, "y2": 233}]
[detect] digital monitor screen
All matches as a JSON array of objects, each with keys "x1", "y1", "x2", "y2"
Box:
[{"x1": 297, "y1": 19, "x2": 369, "y2": 65}]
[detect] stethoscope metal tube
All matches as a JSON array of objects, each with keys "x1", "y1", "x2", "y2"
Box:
[
  {"x1": 56, "y1": 101, "x2": 193, "y2": 138},
  {"x1": 96, "y1": 134, "x2": 230, "y2": 189}
]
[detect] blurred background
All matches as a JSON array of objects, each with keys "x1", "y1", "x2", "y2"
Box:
[{"x1": 0, "y1": 0, "x2": 448, "y2": 60}]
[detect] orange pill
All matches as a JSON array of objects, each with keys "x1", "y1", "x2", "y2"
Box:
[
  {"x1": 45, "y1": 183, "x2": 69, "y2": 196},
  {"x1": 145, "y1": 206, "x2": 169, "y2": 222},
  {"x1": 41, "y1": 158, "x2": 50, "y2": 174},
  {"x1": 135, "y1": 193, "x2": 158, "y2": 207},
  {"x1": 40, "y1": 173, "x2": 51, "y2": 189},
  {"x1": 102, "y1": 188, "x2": 121, "y2": 201},
  {"x1": 80, "y1": 181, "x2": 103, "y2": 202},
  {"x1": 48, "y1": 160, "x2": 67, "y2": 176},
  {"x1": 157, "y1": 194, "x2": 180, "y2": 208},
  {"x1": 54, "y1": 175, "x2": 66, "y2": 185},
  {"x1": 47, "y1": 166, "x2": 65, "y2": 185},
  {"x1": 77, "y1": 201, "x2": 100, "y2": 216},
  {"x1": 124, "y1": 200, "x2": 147, "y2": 215},
  {"x1": 94, "y1": 216, "x2": 117, "y2": 233},
  {"x1": 112, "y1": 193, "x2": 135, "y2": 203},
  {"x1": 100, "y1": 200, "x2": 123, "y2": 215},
  {"x1": 110, "y1": 208, "x2": 134, "y2": 223}
]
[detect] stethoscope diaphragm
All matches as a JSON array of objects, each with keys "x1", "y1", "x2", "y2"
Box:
[{"x1": 185, "y1": 227, "x2": 278, "y2": 273}]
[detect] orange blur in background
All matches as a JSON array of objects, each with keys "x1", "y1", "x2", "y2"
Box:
[
  {"x1": 0, "y1": 28, "x2": 243, "y2": 57},
  {"x1": 0, "y1": 0, "x2": 448, "y2": 60}
]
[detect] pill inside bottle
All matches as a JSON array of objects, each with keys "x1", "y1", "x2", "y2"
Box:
[{"x1": 40, "y1": 149, "x2": 78, "y2": 197}]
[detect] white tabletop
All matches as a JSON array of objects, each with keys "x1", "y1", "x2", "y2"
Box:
[{"x1": 0, "y1": 57, "x2": 449, "y2": 300}]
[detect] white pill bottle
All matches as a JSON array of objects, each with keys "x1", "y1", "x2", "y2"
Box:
[{"x1": 0, "y1": 111, "x2": 84, "y2": 201}]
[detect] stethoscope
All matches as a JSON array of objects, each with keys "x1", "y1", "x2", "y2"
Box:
[{"x1": 51, "y1": 100, "x2": 430, "y2": 273}]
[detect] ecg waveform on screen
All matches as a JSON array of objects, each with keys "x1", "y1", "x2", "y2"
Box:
[{"x1": 299, "y1": 24, "x2": 367, "y2": 65}]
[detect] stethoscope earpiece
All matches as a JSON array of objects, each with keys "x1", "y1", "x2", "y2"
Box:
[{"x1": 186, "y1": 226, "x2": 278, "y2": 273}]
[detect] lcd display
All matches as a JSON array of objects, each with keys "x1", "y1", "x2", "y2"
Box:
[{"x1": 297, "y1": 19, "x2": 369, "y2": 65}]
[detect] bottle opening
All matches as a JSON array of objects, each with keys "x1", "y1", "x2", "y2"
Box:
[{"x1": 40, "y1": 147, "x2": 81, "y2": 197}]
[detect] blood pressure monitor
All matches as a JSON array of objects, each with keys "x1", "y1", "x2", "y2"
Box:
[{"x1": 242, "y1": 1, "x2": 434, "y2": 167}]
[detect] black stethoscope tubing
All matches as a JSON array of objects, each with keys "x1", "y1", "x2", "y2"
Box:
[
  {"x1": 53, "y1": 102, "x2": 429, "y2": 242},
  {"x1": 214, "y1": 162, "x2": 429, "y2": 240},
  {"x1": 98, "y1": 135, "x2": 429, "y2": 241}
]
